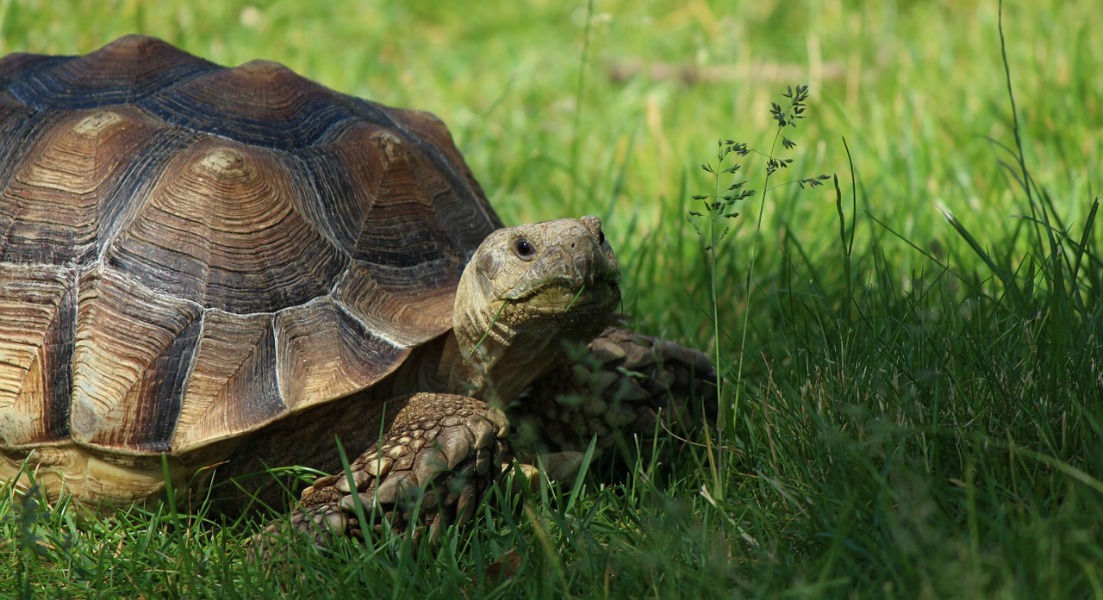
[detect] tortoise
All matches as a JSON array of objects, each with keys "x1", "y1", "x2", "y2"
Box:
[{"x1": 0, "y1": 36, "x2": 712, "y2": 543}]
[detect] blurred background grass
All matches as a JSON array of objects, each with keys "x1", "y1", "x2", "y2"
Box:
[
  {"x1": 4, "y1": 1, "x2": 1098, "y2": 265},
  {"x1": 1, "y1": 1, "x2": 1101, "y2": 597}
]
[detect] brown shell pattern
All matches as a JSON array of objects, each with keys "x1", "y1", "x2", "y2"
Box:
[{"x1": 0, "y1": 36, "x2": 501, "y2": 455}]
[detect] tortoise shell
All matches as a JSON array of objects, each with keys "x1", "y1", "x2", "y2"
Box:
[{"x1": 0, "y1": 36, "x2": 500, "y2": 458}]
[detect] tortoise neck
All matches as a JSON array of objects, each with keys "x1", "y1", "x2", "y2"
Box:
[{"x1": 439, "y1": 298, "x2": 564, "y2": 407}]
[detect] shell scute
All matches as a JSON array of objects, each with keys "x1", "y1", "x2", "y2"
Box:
[{"x1": 0, "y1": 37, "x2": 501, "y2": 456}]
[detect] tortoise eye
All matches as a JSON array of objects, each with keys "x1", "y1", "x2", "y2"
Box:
[
  {"x1": 597, "y1": 228, "x2": 605, "y2": 244},
  {"x1": 513, "y1": 237, "x2": 536, "y2": 259}
]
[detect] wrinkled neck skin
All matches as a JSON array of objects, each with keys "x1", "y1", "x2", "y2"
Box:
[{"x1": 439, "y1": 274, "x2": 576, "y2": 407}]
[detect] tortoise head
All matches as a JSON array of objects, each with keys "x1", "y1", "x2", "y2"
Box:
[{"x1": 448, "y1": 216, "x2": 620, "y2": 401}]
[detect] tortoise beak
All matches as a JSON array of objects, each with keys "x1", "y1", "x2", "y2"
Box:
[{"x1": 503, "y1": 234, "x2": 619, "y2": 302}]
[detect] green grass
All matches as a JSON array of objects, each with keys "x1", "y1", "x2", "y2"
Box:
[{"x1": 2, "y1": 0, "x2": 1102, "y2": 597}]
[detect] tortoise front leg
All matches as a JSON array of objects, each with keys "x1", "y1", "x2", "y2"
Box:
[
  {"x1": 510, "y1": 324, "x2": 717, "y2": 471},
  {"x1": 254, "y1": 392, "x2": 509, "y2": 557}
]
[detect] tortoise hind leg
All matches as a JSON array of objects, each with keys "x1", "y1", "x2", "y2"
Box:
[{"x1": 253, "y1": 392, "x2": 509, "y2": 557}]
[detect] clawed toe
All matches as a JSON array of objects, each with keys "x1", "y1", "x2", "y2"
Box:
[{"x1": 253, "y1": 393, "x2": 509, "y2": 557}]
